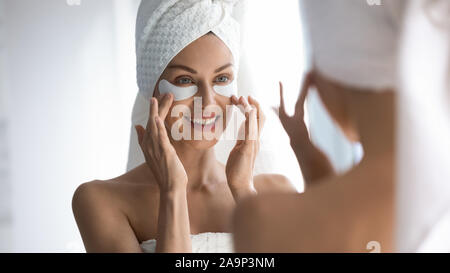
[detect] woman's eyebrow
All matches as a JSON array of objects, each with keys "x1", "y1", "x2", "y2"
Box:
[
  {"x1": 214, "y1": 63, "x2": 233, "y2": 73},
  {"x1": 167, "y1": 64, "x2": 197, "y2": 74}
]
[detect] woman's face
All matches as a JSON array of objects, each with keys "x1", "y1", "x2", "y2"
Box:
[{"x1": 154, "y1": 34, "x2": 235, "y2": 150}]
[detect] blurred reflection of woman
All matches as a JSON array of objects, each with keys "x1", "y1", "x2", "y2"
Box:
[
  {"x1": 72, "y1": 0, "x2": 295, "y2": 253},
  {"x1": 234, "y1": 0, "x2": 406, "y2": 252}
]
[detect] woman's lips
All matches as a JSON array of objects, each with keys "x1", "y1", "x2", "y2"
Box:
[
  {"x1": 202, "y1": 113, "x2": 216, "y2": 119},
  {"x1": 183, "y1": 115, "x2": 220, "y2": 132}
]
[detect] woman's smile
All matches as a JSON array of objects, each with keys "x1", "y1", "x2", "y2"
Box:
[{"x1": 183, "y1": 113, "x2": 221, "y2": 131}]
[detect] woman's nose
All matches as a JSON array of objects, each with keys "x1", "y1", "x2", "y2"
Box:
[{"x1": 198, "y1": 83, "x2": 217, "y2": 107}]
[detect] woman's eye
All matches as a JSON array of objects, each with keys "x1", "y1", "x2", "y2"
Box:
[
  {"x1": 176, "y1": 77, "x2": 193, "y2": 85},
  {"x1": 215, "y1": 76, "x2": 229, "y2": 83}
]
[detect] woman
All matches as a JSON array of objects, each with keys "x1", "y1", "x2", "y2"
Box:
[
  {"x1": 72, "y1": 0, "x2": 294, "y2": 253},
  {"x1": 234, "y1": 0, "x2": 405, "y2": 252}
]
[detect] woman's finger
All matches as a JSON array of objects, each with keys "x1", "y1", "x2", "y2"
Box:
[
  {"x1": 240, "y1": 96, "x2": 251, "y2": 112},
  {"x1": 294, "y1": 72, "x2": 313, "y2": 117},
  {"x1": 138, "y1": 114, "x2": 164, "y2": 182},
  {"x1": 136, "y1": 123, "x2": 158, "y2": 159},
  {"x1": 158, "y1": 93, "x2": 174, "y2": 120},
  {"x1": 147, "y1": 98, "x2": 161, "y2": 158},
  {"x1": 247, "y1": 96, "x2": 260, "y2": 114},
  {"x1": 146, "y1": 98, "x2": 159, "y2": 133},
  {"x1": 135, "y1": 124, "x2": 157, "y2": 172},
  {"x1": 231, "y1": 96, "x2": 251, "y2": 114},
  {"x1": 278, "y1": 82, "x2": 289, "y2": 120},
  {"x1": 244, "y1": 107, "x2": 257, "y2": 144},
  {"x1": 155, "y1": 116, "x2": 172, "y2": 152},
  {"x1": 249, "y1": 96, "x2": 263, "y2": 154},
  {"x1": 239, "y1": 96, "x2": 254, "y2": 141},
  {"x1": 231, "y1": 95, "x2": 239, "y2": 105},
  {"x1": 248, "y1": 96, "x2": 265, "y2": 137},
  {"x1": 135, "y1": 125, "x2": 146, "y2": 147},
  {"x1": 241, "y1": 97, "x2": 257, "y2": 143},
  {"x1": 231, "y1": 96, "x2": 255, "y2": 144},
  {"x1": 272, "y1": 106, "x2": 284, "y2": 124}
]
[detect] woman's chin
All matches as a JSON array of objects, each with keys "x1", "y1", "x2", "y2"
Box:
[{"x1": 184, "y1": 138, "x2": 219, "y2": 150}]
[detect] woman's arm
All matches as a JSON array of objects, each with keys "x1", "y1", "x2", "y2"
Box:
[
  {"x1": 289, "y1": 132, "x2": 335, "y2": 186},
  {"x1": 156, "y1": 188, "x2": 191, "y2": 252},
  {"x1": 135, "y1": 94, "x2": 191, "y2": 252},
  {"x1": 72, "y1": 181, "x2": 143, "y2": 253}
]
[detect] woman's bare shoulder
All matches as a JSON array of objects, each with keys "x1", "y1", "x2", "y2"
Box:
[
  {"x1": 72, "y1": 165, "x2": 159, "y2": 217},
  {"x1": 253, "y1": 174, "x2": 297, "y2": 194},
  {"x1": 72, "y1": 165, "x2": 161, "y2": 246},
  {"x1": 72, "y1": 180, "x2": 116, "y2": 210}
]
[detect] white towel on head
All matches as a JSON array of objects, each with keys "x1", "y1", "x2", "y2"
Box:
[
  {"x1": 299, "y1": 0, "x2": 407, "y2": 90},
  {"x1": 135, "y1": 0, "x2": 241, "y2": 100}
]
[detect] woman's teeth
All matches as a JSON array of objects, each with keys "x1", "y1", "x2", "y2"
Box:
[{"x1": 184, "y1": 116, "x2": 218, "y2": 126}]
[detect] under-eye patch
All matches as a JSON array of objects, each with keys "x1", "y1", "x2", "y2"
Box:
[
  {"x1": 158, "y1": 79, "x2": 238, "y2": 101},
  {"x1": 213, "y1": 80, "x2": 238, "y2": 97},
  {"x1": 158, "y1": 79, "x2": 198, "y2": 101}
]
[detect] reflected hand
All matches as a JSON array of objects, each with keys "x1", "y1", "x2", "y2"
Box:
[
  {"x1": 135, "y1": 94, "x2": 188, "y2": 192},
  {"x1": 275, "y1": 72, "x2": 335, "y2": 185},
  {"x1": 276, "y1": 72, "x2": 313, "y2": 145}
]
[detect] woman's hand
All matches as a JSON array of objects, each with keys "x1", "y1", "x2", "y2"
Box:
[
  {"x1": 225, "y1": 96, "x2": 265, "y2": 202},
  {"x1": 135, "y1": 94, "x2": 192, "y2": 252},
  {"x1": 277, "y1": 73, "x2": 313, "y2": 145},
  {"x1": 276, "y1": 72, "x2": 334, "y2": 186},
  {"x1": 135, "y1": 94, "x2": 188, "y2": 193}
]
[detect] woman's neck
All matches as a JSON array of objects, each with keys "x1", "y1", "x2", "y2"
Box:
[
  {"x1": 353, "y1": 91, "x2": 395, "y2": 165},
  {"x1": 171, "y1": 142, "x2": 224, "y2": 192}
]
